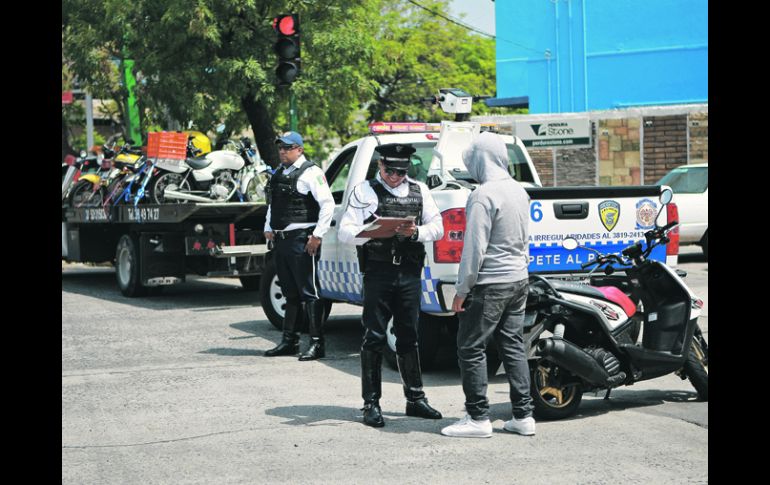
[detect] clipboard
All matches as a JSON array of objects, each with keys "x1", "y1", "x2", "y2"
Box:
[{"x1": 356, "y1": 216, "x2": 416, "y2": 238}]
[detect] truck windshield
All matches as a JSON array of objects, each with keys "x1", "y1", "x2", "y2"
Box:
[
  {"x1": 657, "y1": 166, "x2": 708, "y2": 194},
  {"x1": 444, "y1": 144, "x2": 535, "y2": 184}
]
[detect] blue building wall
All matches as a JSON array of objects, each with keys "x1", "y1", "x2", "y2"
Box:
[{"x1": 495, "y1": 0, "x2": 708, "y2": 113}]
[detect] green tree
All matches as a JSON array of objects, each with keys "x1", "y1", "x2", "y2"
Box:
[
  {"x1": 365, "y1": 0, "x2": 500, "y2": 124},
  {"x1": 62, "y1": 0, "x2": 507, "y2": 165},
  {"x1": 63, "y1": 0, "x2": 379, "y2": 166}
]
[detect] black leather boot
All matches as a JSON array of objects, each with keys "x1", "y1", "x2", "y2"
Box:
[
  {"x1": 299, "y1": 300, "x2": 326, "y2": 361},
  {"x1": 398, "y1": 349, "x2": 442, "y2": 419},
  {"x1": 363, "y1": 401, "x2": 384, "y2": 428},
  {"x1": 265, "y1": 301, "x2": 300, "y2": 357},
  {"x1": 299, "y1": 337, "x2": 325, "y2": 361},
  {"x1": 361, "y1": 349, "x2": 384, "y2": 427}
]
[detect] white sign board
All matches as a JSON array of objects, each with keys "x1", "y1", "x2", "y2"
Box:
[{"x1": 515, "y1": 117, "x2": 591, "y2": 148}]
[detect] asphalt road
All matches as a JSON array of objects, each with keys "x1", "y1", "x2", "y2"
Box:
[{"x1": 62, "y1": 246, "x2": 708, "y2": 484}]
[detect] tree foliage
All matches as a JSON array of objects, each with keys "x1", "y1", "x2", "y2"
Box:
[
  {"x1": 366, "y1": 0, "x2": 499, "y2": 124},
  {"x1": 62, "y1": 0, "x2": 505, "y2": 164}
]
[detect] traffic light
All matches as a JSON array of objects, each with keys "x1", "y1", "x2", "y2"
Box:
[{"x1": 273, "y1": 14, "x2": 300, "y2": 86}]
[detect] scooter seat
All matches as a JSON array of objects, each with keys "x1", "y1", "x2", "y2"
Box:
[
  {"x1": 550, "y1": 281, "x2": 606, "y2": 299},
  {"x1": 550, "y1": 281, "x2": 637, "y2": 318},
  {"x1": 595, "y1": 286, "x2": 637, "y2": 318}
]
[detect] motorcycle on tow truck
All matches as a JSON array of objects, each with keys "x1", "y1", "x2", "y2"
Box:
[
  {"x1": 149, "y1": 136, "x2": 267, "y2": 204},
  {"x1": 524, "y1": 187, "x2": 708, "y2": 420}
]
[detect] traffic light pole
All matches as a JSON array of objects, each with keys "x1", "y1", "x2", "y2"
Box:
[{"x1": 290, "y1": 91, "x2": 298, "y2": 132}]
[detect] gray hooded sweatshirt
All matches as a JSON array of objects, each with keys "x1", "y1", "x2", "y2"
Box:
[{"x1": 455, "y1": 132, "x2": 530, "y2": 297}]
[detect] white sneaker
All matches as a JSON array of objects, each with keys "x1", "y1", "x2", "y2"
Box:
[
  {"x1": 440, "y1": 415, "x2": 493, "y2": 438},
  {"x1": 503, "y1": 416, "x2": 536, "y2": 436}
]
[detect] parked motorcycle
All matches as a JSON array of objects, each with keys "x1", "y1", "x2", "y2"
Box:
[
  {"x1": 62, "y1": 150, "x2": 101, "y2": 202},
  {"x1": 149, "y1": 136, "x2": 266, "y2": 204},
  {"x1": 67, "y1": 136, "x2": 143, "y2": 208},
  {"x1": 524, "y1": 188, "x2": 708, "y2": 420}
]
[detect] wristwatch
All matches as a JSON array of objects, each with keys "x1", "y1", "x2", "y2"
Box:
[{"x1": 410, "y1": 227, "x2": 419, "y2": 241}]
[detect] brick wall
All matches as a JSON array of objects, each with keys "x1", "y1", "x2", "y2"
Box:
[
  {"x1": 529, "y1": 149, "x2": 553, "y2": 187},
  {"x1": 642, "y1": 114, "x2": 688, "y2": 183}
]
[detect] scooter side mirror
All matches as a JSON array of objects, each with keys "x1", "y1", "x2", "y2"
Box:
[
  {"x1": 659, "y1": 187, "x2": 673, "y2": 205},
  {"x1": 562, "y1": 238, "x2": 579, "y2": 251}
]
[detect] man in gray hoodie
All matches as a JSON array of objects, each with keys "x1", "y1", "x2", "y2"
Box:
[{"x1": 440, "y1": 131, "x2": 535, "y2": 438}]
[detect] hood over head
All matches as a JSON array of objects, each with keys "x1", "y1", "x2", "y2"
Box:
[{"x1": 461, "y1": 131, "x2": 511, "y2": 183}]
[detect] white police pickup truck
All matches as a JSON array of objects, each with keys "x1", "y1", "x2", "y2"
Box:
[{"x1": 259, "y1": 120, "x2": 678, "y2": 369}]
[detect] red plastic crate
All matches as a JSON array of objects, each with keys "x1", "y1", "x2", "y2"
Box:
[{"x1": 146, "y1": 131, "x2": 188, "y2": 160}]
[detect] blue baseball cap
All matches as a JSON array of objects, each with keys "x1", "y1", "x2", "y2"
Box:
[{"x1": 275, "y1": 131, "x2": 304, "y2": 148}]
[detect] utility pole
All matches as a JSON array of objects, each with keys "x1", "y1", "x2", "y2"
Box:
[{"x1": 85, "y1": 92, "x2": 94, "y2": 150}]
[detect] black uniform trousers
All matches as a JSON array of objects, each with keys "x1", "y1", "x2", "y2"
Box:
[
  {"x1": 273, "y1": 228, "x2": 320, "y2": 306},
  {"x1": 361, "y1": 260, "x2": 422, "y2": 354}
]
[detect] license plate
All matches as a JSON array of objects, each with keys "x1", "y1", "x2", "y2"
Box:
[{"x1": 145, "y1": 277, "x2": 181, "y2": 286}]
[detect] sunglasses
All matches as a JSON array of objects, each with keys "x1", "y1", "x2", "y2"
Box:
[
  {"x1": 384, "y1": 167, "x2": 408, "y2": 177},
  {"x1": 278, "y1": 144, "x2": 299, "y2": 151}
]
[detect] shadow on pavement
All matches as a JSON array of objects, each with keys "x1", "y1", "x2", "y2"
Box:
[
  {"x1": 62, "y1": 267, "x2": 261, "y2": 310},
  {"x1": 490, "y1": 388, "x2": 701, "y2": 424},
  {"x1": 265, "y1": 404, "x2": 459, "y2": 436}
]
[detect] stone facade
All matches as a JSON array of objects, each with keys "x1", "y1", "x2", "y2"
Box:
[
  {"x1": 556, "y1": 147, "x2": 596, "y2": 186},
  {"x1": 598, "y1": 118, "x2": 641, "y2": 186},
  {"x1": 474, "y1": 105, "x2": 707, "y2": 187},
  {"x1": 689, "y1": 112, "x2": 708, "y2": 164}
]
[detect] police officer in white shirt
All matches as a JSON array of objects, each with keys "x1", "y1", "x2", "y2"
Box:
[
  {"x1": 338, "y1": 143, "x2": 444, "y2": 427},
  {"x1": 264, "y1": 131, "x2": 335, "y2": 361}
]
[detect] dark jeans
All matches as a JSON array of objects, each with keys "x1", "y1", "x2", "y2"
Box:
[
  {"x1": 273, "y1": 229, "x2": 320, "y2": 304},
  {"x1": 457, "y1": 279, "x2": 533, "y2": 420},
  {"x1": 361, "y1": 261, "x2": 422, "y2": 354}
]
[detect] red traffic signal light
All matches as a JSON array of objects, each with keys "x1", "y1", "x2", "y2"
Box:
[
  {"x1": 273, "y1": 15, "x2": 297, "y2": 36},
  {"x1": 273, "y1": 14, "x2": 300, "y2": 86}
]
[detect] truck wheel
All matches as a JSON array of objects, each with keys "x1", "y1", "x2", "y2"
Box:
[
  {"x1": 383, "y1": 313, "x2": 443, "y2": 371},
  {"x1": 115, "y1": 234, "x2": 147, "y2": 297},
  {"x1": 701, "y1": 231, "x2": 708, "y2": 260},
  {"x1": 258, "y1": 257, "x2": 331, "y2": 330},
  {"x1": 239, "y1": 275, "x2": 260, "y2": 291}
]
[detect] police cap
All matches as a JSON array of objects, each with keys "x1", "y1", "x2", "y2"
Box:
[{"x1": 375, "y1": 143, "x2": 415, "y2": 169}]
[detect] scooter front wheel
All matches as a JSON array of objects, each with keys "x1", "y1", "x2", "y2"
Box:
[
  {"x1": 530, "y1": 361, "x2": 583, "y2": 420},
  {"x1": 683, "y1": 334, "x2": 708, "y2": 400}
]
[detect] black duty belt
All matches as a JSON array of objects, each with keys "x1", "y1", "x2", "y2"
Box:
[{"x1": 273, "y1": 227, "x2": 314, "y2": 239}]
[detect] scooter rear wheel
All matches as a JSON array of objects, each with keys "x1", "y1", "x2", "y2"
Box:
[{"x1": 530, "y1": 361, "x2": 583, "y2": 420}]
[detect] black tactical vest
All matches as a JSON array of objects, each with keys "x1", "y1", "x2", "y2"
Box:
[
  {"x1": 267, "y1": 160, "x2": 321, "y2": 230},
  {"x1": 360, "y1": 179, "x2": 426, "y2": 267}
]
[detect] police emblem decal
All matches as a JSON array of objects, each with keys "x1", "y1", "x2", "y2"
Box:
[
  {"x1": 635, "y1": 198, "x2": 658, "y2": 229},
  {"x1": 598, "y1": 200, "x2": 620, "y2": 232}
]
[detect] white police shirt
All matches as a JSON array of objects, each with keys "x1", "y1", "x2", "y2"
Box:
[
  {"x1": 338, "y1": 173, "x2": 443, "y2": 246},
  {"x1": 264, "y1": 155, "x2": 335, "y2": 238}
]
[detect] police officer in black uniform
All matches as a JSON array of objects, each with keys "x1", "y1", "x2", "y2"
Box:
[
  {"x1": 263, "y1": 131, "x2": 335, "y2": 361},
  {"x1": 338, "y1": 143, "x2": 445, "y2": 427}
]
